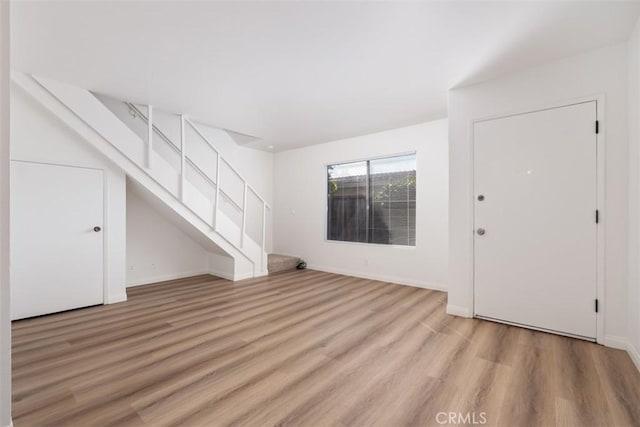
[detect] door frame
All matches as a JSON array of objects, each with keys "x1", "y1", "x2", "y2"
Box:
[
  {"x1": 469, "y1": 95, "x2": 605, "y2": 344},
  {"x1": 10, "y1": 160, "x2": 107, "y2": 308}
]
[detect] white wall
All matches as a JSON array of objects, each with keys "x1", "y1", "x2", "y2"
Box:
[
  {"x1": 627, "y1": 19, "x2": 640, "y2": 369},
  {"x1": 11, "y1": 82, "x2": 128, "y2": 304},
  {"x1": 0, "y1": 2, "x2": 10, "y2": 426},
  {"x1": 448, "y1": 43, "x2": 629, "y2": 344},
  {"x1": 126, "y1": 186, "x2": 212, "y2": 286},
  {"x1": 273, "y1": 120, "x2": 448, "y2": 290}
]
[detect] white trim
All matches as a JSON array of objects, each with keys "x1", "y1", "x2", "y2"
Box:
[
  {"x1": 604, "y1": 334, "x2": 630, "y2": 349},
  {"x1": 233, "y1": 271, "x2": 262, "y2": 281},
  {"x1": 207, "y1": 266, "x2": 234, "y2": 281},
  {"x1": 9, "y1": 159, "x2": 102, "y2": 172},
  {"x1": 307, "y1": 264, "x2": 447, "y2": 292},
  {"x1": 179, "y1": 114, "x2": 186, "y2": 201},
  {"x1": 468, "y1": 95, "x2": 606, "y2": 345},
  {"x1": 146, "y1": 105, "x2": 152, "y2": 169},
  {"x1": 241, "y1": 183, "x2": 247, "y2": 248},
  {"x1": 101, "y1": 169, "x2": 109, "y2": 306},
  {"x1": 595, "y1": 96, "x2": 606, "y2": 345},
  {"x1": 252, "y1": 270, "x2": 269, "y2": 279},
  {"x1": 627, "y1": 342, "x2": 640, "y2": 373},
  {"x1": 213, "y1": 153, "x2": 220, "y2": 231},
  {"x1": 324, "y1": 239, "x2": 417, "y2": 249},
  {"x1": 478, "y1": 315, "x2": 595, "y2": 342},
  {"x1": 126, "y1": 266, "x2": 266, "y2": 287},
  {"x1": 446, "y1": 304, "x2": 473, "y2": 318},
  {"x1": 261, "y1": 205, "x2": 267, "y2": 272},
  {"x1": 604, "y1": 335, "x2": 640, "y2": 373},
  {"x1": 207, "y1": 266, "x2": 268, "y2": 282},
  {"x1": 126, "y1": 269, "x2": 210, "y2": 287},
  {"x1": 105, "y1": 293, "x2": 127, "y2": 304},
  {"x1": 325, "y1": 150, "x2": 417, "y2": 169},
  {"x1": 126, "y1": 268, "x2": 267, "y2": 284}
]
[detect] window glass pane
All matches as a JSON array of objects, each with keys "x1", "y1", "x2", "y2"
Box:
[
  {"x1": 369, "y1": 201, "x2": 389, "y2": 244},
  {"x1": 327, "y1": 161, "x2": 368, "y2": 243},
  {"x1": 327, "y1": 154, "x2": 416, "y2": 246},
  {"x1": 369, "y1": 154, "x2": 416, "y2": 246},
  {"x1": 408, "y1": 200, "x2": 416, "y2": 246}
]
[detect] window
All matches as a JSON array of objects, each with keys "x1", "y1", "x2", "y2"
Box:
[{"x1": 327, "y1": 154, "x2": 416, "y2": 246}]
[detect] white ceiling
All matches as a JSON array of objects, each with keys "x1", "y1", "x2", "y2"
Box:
[{"x1": 11, "y1": 1, "x2": 640, "y2": 151}]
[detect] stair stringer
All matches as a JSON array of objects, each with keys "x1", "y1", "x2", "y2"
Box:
[{"x1": 12, "y1": 72, "x2": 268, "y2": 280}]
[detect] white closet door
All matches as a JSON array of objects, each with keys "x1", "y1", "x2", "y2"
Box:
[
  {"x1": 11, "y1": 161, "x2": 104, "y2": 320},
  {"x1": 474, "y1": 102, "x2": 597, "y2": 339}
]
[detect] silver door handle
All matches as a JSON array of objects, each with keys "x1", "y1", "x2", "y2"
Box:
[{"x1": 477, "y1": 228, "x2": 485, "y2": 236}]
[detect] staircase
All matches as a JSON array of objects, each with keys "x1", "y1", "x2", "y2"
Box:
[
  {"x1": 13, "y1": 72, "x2": 270, "y2": 280},
  {"x1": 268, "y1": 254, "x2": 301, "y2": 275}
]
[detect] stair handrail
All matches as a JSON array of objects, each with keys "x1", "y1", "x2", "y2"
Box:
[
  {"x1": 183, "y1": 116, "x2": 271, "y2": 210},
  {"x1": 127, "y1": 103, "x2": 218, "y2": 193},
  {"x1": 127, "y1": 103, "x2": 271, "y2": 209},
  {"x1": 126, "y1": 102, "x2": 269, "y2": 271}
]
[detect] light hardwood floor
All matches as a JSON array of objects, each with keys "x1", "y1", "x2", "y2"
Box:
[{"x1": 12, "y1": 270, "x2": 640, "y2": 426}]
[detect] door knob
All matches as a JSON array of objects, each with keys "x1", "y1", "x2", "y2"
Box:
[
  {"x1": 93, "y1": 226, "x2": 102, "y2": 232},
  {"x1": 477, "y1": 228, "x2": 485, "y2": 236},
  {"x1": 477, "y1": 195, "x2": 485, "y2": 201}
]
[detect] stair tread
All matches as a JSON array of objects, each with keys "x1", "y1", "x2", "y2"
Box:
[
  {"x1": 268, "y1": 254, "x2": 300, "y2": 262},
  {"x1": 268, "y1": 254, "x2": 301, "y2": 274}
]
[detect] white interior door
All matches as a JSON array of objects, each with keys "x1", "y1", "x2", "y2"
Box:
[
  {"x1": 473, "y1": 102, "x2": 597, "y2": 339},
  {"x1": 11, "y1": 161, "x2": 104, "y2": 320}
]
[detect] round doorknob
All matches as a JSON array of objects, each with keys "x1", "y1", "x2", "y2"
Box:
[
  {"x1": 93, "y1": 226, "x2": 102, "y2": 232},
  {"x1": 477, "y1": 228, "x2": 485, "y2": 236}
]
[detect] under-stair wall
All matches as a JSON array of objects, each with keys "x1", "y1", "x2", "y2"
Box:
[{"x1": 127, "y1": 183, "x2": 217, "y2": 287}]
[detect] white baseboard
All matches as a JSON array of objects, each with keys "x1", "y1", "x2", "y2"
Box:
[
  {"x1": 604, "y1": 335, "x2": 640, "y2": 373},
  {"x1": 446, "y1": 304, "x2": 473, "y2": 318},
  {"x1": 627, "y1": 342, "x2": 640, "y2": 373},
  {"x1": 126, "y1": 269, "x2": 211, "y2": 287},
  {"x1": 253, "y1": 270, "x2": 269, "y2": 279},
  {"x1": 208, "y1": 268, "x2": 265, "y2": 282},
  {"x1": 207, "y1": 267, "x2": 234, "y2": 281},
  {"x1": 306, "y1": 264, "x2": 447, "y2": 292},
  {"x1": 604, "y1": 334, "x2": 629, "y2": 350},
  {"x1": 105, "y1": 292, "x2": 127, "y2": 304},
  {"x1": 126, "y1": 268, "x2": 268, "y2": 287},
  {"x1": 232, "y1": 271, "x2": 259, "y2": 281}
]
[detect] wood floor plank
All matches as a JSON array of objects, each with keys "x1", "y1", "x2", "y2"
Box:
[
  {"x1": 12, "y1": 271, "x2": 640, "y2": 426},
  {"x1": 497, "y1": 342, "x2": 557, "y2": 427}
]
